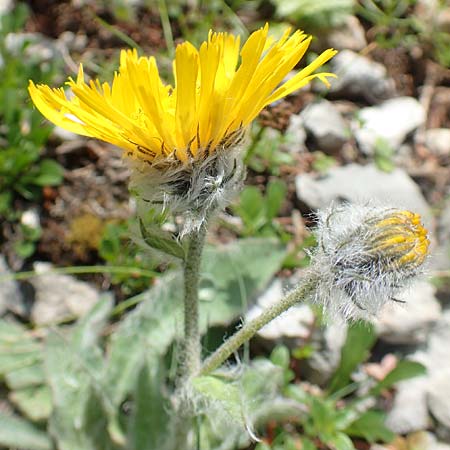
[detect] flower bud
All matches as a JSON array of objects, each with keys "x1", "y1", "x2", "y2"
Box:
[{"x1": 312, "y1": 203, "x2": 430, "y2": 320}]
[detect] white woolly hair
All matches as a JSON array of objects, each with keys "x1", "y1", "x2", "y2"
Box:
[
  {"x1": 310, "y1": 202, "x2": 428, "y2": 321},
  {"x1": 128, "y1": 144, "x2": 246, "y2": 237}
]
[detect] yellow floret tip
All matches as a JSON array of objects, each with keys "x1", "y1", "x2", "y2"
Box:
[
  {"x1": 372, "y1": 210, "x2": 430, "y2": 268},
  {"x1": 29, "y1": 25, "x2": 337, "y2": 166}
]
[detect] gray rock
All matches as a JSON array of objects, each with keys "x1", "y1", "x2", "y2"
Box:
[
  {"x1": 30, "y1": 262, "x2": 100, "y2": 325},
  {"x1": 400, "y1": 432, "x2": 450, "y2": 450},
  {"x1": 5, "y1": 32, "x2": 64, "y2": 64},
  {"x1": 305, "y1": 321, "x2": 347, "y2": 385},
  {"x1": 328, "y1": 50, "x2": 395, "y2": 103},
  {"x1": 386, "y1": 377, "x2": 430, "y2": 433},
  {"x1": 431, "y1": 198, "x2": 450, "y2": 272},
  {"x1": 385, "y1": 310, "x2": 450, "y2": 435},
  {"x1": 246, "y1": 279, "x2": 314, "y2": 340},
  {"x1": 285, "y1": 114, "x2": 307, "y2": 153},
  {"x1": 423, "y1": 311, "x2": 450, "y2": 431},
  {"x1": 376, "y1": 280, "x2": 441, "y2": 344},
  {"x1": 325, "y1": 15, "x2": 367, "y2": 52},
  {"x1": 0, "y1": 256, "x2": 22, "y2": 316},
  {"x1": 353, "y1": 97, "x2": 426, "y2": 155},
  {"x1": 0, "y1": 0, "x2": 12, "y2": 17},
  {"x1": 57, "y1": 31, "x2": 88, "y2": 52},
  {"x1": 295, "y1": 163, "x2": 432, "y2": 227},
  {"x1": 301, "y1": 100, "x2": 348, "y2": 153},
  {"x1": 20, "y1": 208, "x2": 40, "y2": 230},
  {"x1": 51, "y1": 126, "x2": 80, "y2": 142},
  {"x1": 428, "y1": 372, "x2": 450, "y2": 429},
  {"x1": 416, "y1": 310, "x2": 450, "y2": 375},
  {"x1": 425, "y1": 128, "x2": 450, "y2": 157}
]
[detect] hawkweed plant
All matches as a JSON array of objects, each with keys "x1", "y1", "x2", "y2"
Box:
[{"x1": 28, "y1": 25, "x2": 430, "y2": 449}]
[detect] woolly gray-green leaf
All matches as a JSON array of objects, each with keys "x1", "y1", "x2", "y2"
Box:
[
  {"x1": 128, "y1": 362, "x2": 171, "y2": 450},
  {"x1": 9, "y1": 385, "x2": 52, "y2": 421},
  {"x1": 0, "y1": 413, "x2": 51, "y2": 450},
  {"x1": 45, "y1": 297, "x2": 115, "y2": 450},
  {"x1": 192, "y1": 375, "x2": 243, "y2": 422},
  {"x1": 0, "y1": 319, "x2": 42, "y2": 376}
]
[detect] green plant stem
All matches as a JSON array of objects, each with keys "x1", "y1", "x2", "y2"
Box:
[
  {"x1": 200, "y1": 273, "x2": 318, "y2": 375},
  {"x1": 157, "y1": 0, "x2": 175, "y2": 57},
  {"x1": 181, "y1": 225, "x2": 207, "y2": 378},
  {"x1": 172, "y1": 226, "x2": 207, "y2": 450},
  {"x1": 0, "y1": 265, "x2": 157, "y2": 282}
]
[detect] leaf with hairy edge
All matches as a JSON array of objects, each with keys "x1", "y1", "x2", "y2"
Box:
[
  {"x1": 139, "y1": 219, "x2": 186, "y2": 260},
  {"x1": 128, "y1": 361, "x2": 171, "y2": 450},
  {"x1": 192, "y1": 375, "x2": 243, "y2": 422},
  {"x1": 9, "y1": 385, "x2": 52, "y2": 421},
  {"x1": 45, "y1": 297, "x2": 115, "y2": 450},
  {"x1": 0, "y1": 413, "x2": 51, "y2": 450},
  {"x1": 199, "y1": 238, "x2": 287, "y2": 330}
]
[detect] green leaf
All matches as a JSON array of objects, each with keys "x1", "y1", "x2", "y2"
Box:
[
  {"x1": 0, "y1": 412, "x2": 51, "y2": 450},
  {"x1": 265, "y1": 180, "x2": 287, "y2": 220},
  {"x1": 192, "y1": 375, "x2": 243, "y2": 422},
  {"x1": 129, "y1": 362, "x2": 171, "y2": 450},
  {"x1": 311, "y1": 151, "x2": 337, "y2": 173},
  {"x1": 370, "y1": 360, "x2": 427, "y2": 396},
  {"x1": 329, "y1": 321, "x2": 376, "y2": 394},
  {"x1": 13, "y1": 239, "x2": 36, "y2": 258},
  {"x1": 309, "y1": 396, "x2": 336, "y2": 435},
  {"x1": 255, "y1": 443, "x2": 272, "y2": 450},
  {"x1": 45, "y1": 298, "x2": 115, "y2": 450},
  {"x1": 30, "y1": 159, "x2": 64, "y2": 186},
  {"x1": 233, "y1": 186, "x2": 266, "y2": 230},
  {"x1": 345, "y1": 411, "x2": 395, "y2": 443},
  {"x1": 0, "y1": 191, "x2": 12, "y2": 214},
  {"x1": 103, "y1": 271, "x2": 183, "y2": 408},
  {"x1": 71, "y1": 295, "x2": 113, "y2": 350},
  {"x1": 326, "y1": 432, "x2": 355, "y2": 450},
  {"x1": 374, "y1": 138, "x2": 395, "y2": 173},
  {"x1": 270, "y1": 345, "x2": 290, "y2": 370},
  {"x1": 199, "y1": 238, "x2": 287, "y2": 330},
  {"x1": 0, "y1": 319, "x2": 42, "y2": 376},
  {"x1": 139, "y1": 219, "x2": 186, "y2": 260},
  {"x1": 5, "y1": 362, "x2": 45, "y2": 389},
  {"x1": 9, "y1": 385, "x2": 52, "y2": 421},
  {"x1": 301, "y1": 437, "x2": 318, "y2": 450}
]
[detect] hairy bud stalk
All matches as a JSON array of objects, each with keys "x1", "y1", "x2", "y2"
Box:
[{"x1": 201, "y1": 203, "x2": 430, "y2": 375}]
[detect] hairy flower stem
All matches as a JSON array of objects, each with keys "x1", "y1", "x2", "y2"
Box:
[
  {"x1": 200, "y1": 273, "x2": 318, "y2": 375},
  {"x1": 171, "y1": 226, "x2": 207, "y2": 450},
  {"x1": 181, "y1": 225, "x2": 207, "y2": 379}
]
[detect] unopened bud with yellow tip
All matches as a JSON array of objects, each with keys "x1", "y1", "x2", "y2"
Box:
[
  {"x1": 313, "y1": 203, "x2": 430, "y2": 320},
  {"x1": 370, "y1": 210, "x2": 429, "y2": 268},
  {"x1": 200, "y1": 202, "x2": 431, "y2": 376}
]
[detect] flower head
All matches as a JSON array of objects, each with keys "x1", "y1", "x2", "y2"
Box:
[
  {"x1": 312, "y1": 203, "x2": 430, "y2": 320},
  {"x1": 29, "y1": 25, "x2": 337, "y2": 232}
]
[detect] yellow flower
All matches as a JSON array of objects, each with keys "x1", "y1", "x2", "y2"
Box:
[{"x1": 29, "y1": 25, "x2": 337, "y2": 165}]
